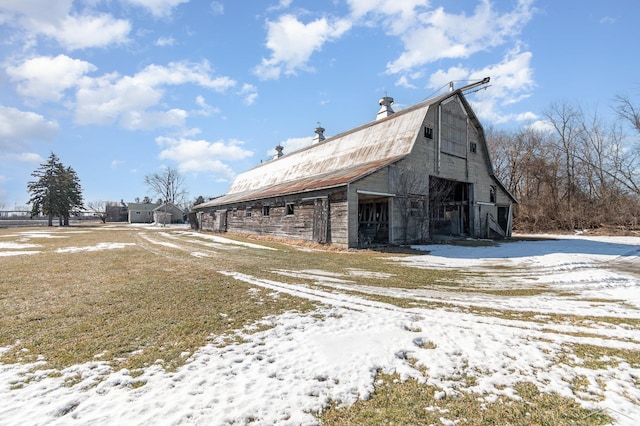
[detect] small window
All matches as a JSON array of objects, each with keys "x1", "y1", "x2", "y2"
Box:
[
  {"x1": 246, "y1": 207, "x2": 252, "y2": 217},
  {"x1": 286, "y1": 203, "x2": 295, "y2": 215},
  {"x1": 232, "y1": 207, "x2": 237, "y2": 217},
  {"x1": 470, "y1": 142, "x2": 477, "y2": 153},
  {"x1": 262, "y1": 206, "x2": 270, "y2": 216},
  {"x1": 424, "y1": 127, "x2": 433, "y2": 139},
  {"x1": 490, "y1": 186, "x2": 496, "y2": 203}
]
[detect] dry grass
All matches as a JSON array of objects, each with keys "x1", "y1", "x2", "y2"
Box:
[
  {"x1": 319, "y1": 373, "x2": 612, "y2": 425},
  {"x1": 0, "y1": 226, "x2": 460, "y2": 372},
  {"x1": 0, "y1": 225, "x2": 634, "y2": 424},
  {"x1": 0, "y1": 226, "x2": 315, "y2": 371}
]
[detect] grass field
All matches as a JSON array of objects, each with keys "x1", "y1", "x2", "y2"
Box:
[{"x1": 1, "y1": 224, "x2": 639, "y2": 424}]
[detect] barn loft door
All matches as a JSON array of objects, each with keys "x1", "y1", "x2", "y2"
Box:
[{"x1": 313, "y1": 198, "x2": 329, "y2": 244}]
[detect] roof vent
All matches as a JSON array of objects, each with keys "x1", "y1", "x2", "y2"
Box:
[
  {"x1": 313, "y1": 124, "x2": 326, "y2": 144},
  {"x1": 273, "y1": 144, "x2": 284, "y2": 159},
  {"x1": 376, "y1": 96, "x2": 394, "y2": 120}
]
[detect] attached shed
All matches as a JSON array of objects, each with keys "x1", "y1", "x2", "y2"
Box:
[
  {"x1": 153, "y1": 202, "x2": 184, "y2": 224},
  {"x1": 192, "y1": 79, "x2": 516, "y2": 248}
]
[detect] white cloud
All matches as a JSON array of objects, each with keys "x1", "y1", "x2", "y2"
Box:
[
  {"x1": 395, "y1": 75, "x2": 416, "y2": 89},
  {"x1": 194, "y1": 96, "x2": 220, "y2": 116},
  {"x1": 75, "y1": 61, "x2": 236, "y2": 129},
  {"x1": 0, "y1": 1, "x2": 131, "y2": 50},
  {"x1": 347, "y1": 0, "x2": 429, "y2": 34},
  {"x1": 0, "y1": 0, "x2": 74, "y2": 26},
  {"x1": 155, "y1": 36, "x2": 176, "y2": 46},
  {"x1": 267, "y1": 136, "x2": 313, "y2": 158},
  {"x1": 386, "y1": 0, "x2": 535, "y2": 74},
  {"x1": 124, "y1": 0, "x2": 189, "y2": 18},
  {"x1": 0, "y1": 152, "x2": 44, "y2": 163},
  {"x1": 239, "y1": 84, "x2": 258, "y2": 106},
  {"x1": 156, "y1": 136, "x2": 254, "y2": 176},
  {"x1": 120, "y1": 109, "x2": 189, "y2": 130},
  {"x1": 427, "y1": 47, "x2": 536, "y2": 124},
  {"x1": 254, "y1": 14, "x2": 352, "y2": 80},
  {"x1": 526, "y1": 119, "x2": 554, "y2": 133},
  {"x1": 135, "y1": 62, "x2": 236, "y2": 90},
  {"x1": 41, "y1": 14, "x2": 131, "y2": 50},
  {"x1": 6, "y1": 54, "x2": 97, "y2": 102},
  {"x1": 210, "y1": 2, "x2": 224, "y2": 16},
  {"x1": 0, "y1": 105, "x2": 58, "y2": 150},
  {"x1": 267, "y1": 0, "x2": 293, "y2": 12}
]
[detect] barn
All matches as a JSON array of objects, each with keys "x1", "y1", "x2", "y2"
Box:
[{"x1": 192, "y1": 78, "x2": 516, "y2": 248}]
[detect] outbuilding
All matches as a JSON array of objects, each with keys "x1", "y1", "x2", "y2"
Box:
[{"x1": 192, "y1": 78, "x2": 516, "y2": 248}]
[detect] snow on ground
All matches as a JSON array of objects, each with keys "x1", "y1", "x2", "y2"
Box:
[
  {"x1": 0, "y1": 251, "x2": 40, "y2": 257},
  {"x1": 0, "y1": 232, "x2": 639, "y2": 425},
  {"x1": 55, "y1": 243, "x2": 135, "y2": 253},
  {"x1": 0, "y1": 242, "x2": 41, "y2": 250}
]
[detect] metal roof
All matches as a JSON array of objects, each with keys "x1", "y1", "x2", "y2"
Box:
[
  {"x1": 127, "y1": 203, "x2": 158, "y2": 212},
  {"x1": 198, "y1": 157, "x2": 403, "y2": 207},
  {"x1": 195, "y1": 96, "x2": 441, "y2": 209}
]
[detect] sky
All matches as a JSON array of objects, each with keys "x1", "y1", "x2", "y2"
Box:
[
  {"x1": 1, "y1": 228, "x2": 639, "y2": 424},
  {"x1": 0, "y1": 0, "x2": 639, "y2": 209}
]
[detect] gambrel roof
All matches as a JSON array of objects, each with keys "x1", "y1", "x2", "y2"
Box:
[{"x1": 196, "y1": 88, "x2": 515, "y2": 209}]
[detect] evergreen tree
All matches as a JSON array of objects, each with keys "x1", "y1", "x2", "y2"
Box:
[{"x1": 27, "y1": 153, "x2": 84, "y2": 226}]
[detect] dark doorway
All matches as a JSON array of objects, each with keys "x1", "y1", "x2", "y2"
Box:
[
  {"x1": 429, "y1": 177, "x2": 470, "y2": 236},
  {"x1": 358, "y1": 198, "x2": 389, "y2": 246},
  {"x1": 497, "y1": 205, "x2": 510, "y2": 237}
]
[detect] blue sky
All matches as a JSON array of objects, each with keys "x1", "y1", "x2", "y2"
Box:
[{"x1": 0, "y1": 0, "x2": 638, "y2": 209}]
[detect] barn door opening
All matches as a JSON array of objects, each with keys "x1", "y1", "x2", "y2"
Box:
[
  {"x1": 358, "y1": 198, "x2": 389, "y2": 247},
  {"x1": 313, "y1": 198, "x2": 329, "y2": 244},
  {"x1": 429, "y1": 176, "x2": 469, "y2": 237},
  {"x1": 214, "y1": 209, "x2": 227, "y2": 232}
]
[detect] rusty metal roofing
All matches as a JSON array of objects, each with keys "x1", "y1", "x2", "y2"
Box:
[
  {"x1": 195, "y1": 94, "x2": 451, "y2": 210},
  {"x1": 198, "y1": 157, "x2": 403, "y2": 207}
]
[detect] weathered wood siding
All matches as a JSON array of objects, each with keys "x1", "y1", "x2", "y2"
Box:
[
  {"x1": 198, "y1": 190, "x2": 349, "y2": 247},
  {"x1": 193, "y1": 91, "x2": 514, "y2": 246},
  {"x1": 398, "y1": 93, "x2": 507, "y2": 238}
]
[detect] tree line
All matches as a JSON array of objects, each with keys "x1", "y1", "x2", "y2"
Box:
[
  {"x1": 26, "y1": 94, "x2": 639, "y2": 233},
  {"x1": 26, "y1": 157, "x2": 196, "y2": 226},
  {"x1": 486, "y1": 95, "x2": 640, "y2": 232}
]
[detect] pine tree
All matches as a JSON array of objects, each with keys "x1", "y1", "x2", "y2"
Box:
[{"x1": 27, "y1": 153, "x2": 84, "y2": 226}]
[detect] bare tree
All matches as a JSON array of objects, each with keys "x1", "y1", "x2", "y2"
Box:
[
  {"x1": 614, "y1": 94, "x2": 640, "y2": 137},
  {"x1": 544, "y1": 101, "x2": 583, "y2": 229},
  {"x1": 486, "y1": 97, "x2": 640, "y2": 233},
  {"x1": 393, "y1": 167, "x2": 429, "y2": 244},
  {"x1": 144, "y1": 166, "x2": 188, "y2": 205},
  {"x1": 87, "y1": 201, "x2": 108, "y2": 223}
]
